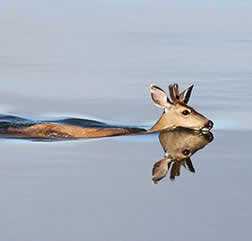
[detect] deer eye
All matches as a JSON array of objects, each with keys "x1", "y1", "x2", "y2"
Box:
[
  {"x1": 182, "y1": 110, "x2": 190, "y2": 115},
  {"x1": 183, "y1": 149, "x2": 191, "y2": 156}
]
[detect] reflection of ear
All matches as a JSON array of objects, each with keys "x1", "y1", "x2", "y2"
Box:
[
  {"x1": 184, "y1": 158, "x2": 195, "y2": 173},
  {"x1": 179, "y1": 85, "x2": 194, "y2": 104},
  {"x1": 152, "y1": 158, "x2": 172, "y2": 184},
  {"x1": 150, "y1": 84, "x2": 172, "y2": 108}
]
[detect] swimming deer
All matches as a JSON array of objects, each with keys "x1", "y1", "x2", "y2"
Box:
[
  {"x1": 1, "y1": 83, "x2": 213, "y2": 139},
  {"x1": 152, "y1": 128, "x2": 213, "y2": 184}
]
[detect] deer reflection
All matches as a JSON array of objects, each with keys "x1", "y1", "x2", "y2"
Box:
[{"x1": 152, "y1": 128, "x2": 213, "y2": 184}]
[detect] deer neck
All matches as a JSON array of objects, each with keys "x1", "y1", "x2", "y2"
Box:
[{"x1": 149, "y1": 112, "x2": 175, "y2": 132}]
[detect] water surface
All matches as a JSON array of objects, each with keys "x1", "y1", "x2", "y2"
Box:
[{"x1": 0, "y1": 4, "x2": 252, "y2": 241}]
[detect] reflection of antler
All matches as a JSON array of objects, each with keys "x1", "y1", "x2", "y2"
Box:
[
  {"x1": 170, "y1": 158, "x2": 195, "y2": 180},
  {"x1": 152, "y1": 157, "x2": 195, "y2": 183},
  {"x1": 170, "y1": 161, "x2": 181, "y2": 180},
  {"x1": 152, "y1": 128, "x2": 213, "y2": 184}
]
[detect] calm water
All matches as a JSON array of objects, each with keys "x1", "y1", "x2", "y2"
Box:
[{"x1": 0, "y1": 4, "x2": 252, "y2": 241}]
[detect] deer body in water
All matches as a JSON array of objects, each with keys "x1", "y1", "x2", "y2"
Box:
[{"x1": 2, "y1": 83, "x2": 213, "y2": 139}]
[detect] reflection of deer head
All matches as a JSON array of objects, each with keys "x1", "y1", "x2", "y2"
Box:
[
  {"x1": 150, "y1": 84, "x2": 213, "y2": 132},
  {"x1": 152, "y1": 128, "x2": 213, "y2": 184}
]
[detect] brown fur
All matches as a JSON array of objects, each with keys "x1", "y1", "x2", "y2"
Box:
[
  {"x1": 7, "y1": 123, "x2": 143, "y2": 138},
  {"x1": 3, "y1": 83, "x2": 212, "y2": 139}
]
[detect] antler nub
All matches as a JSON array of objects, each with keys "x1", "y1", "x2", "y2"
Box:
[
  {"x1": 173, "y1": 83, "x2": 180, "y2": 100},
  {"x1": 168, "y1": 84, "x2": 177, "y2": 103},
  {"x1": 168, "y1": 83, "x2": 194, "y2": 104}
]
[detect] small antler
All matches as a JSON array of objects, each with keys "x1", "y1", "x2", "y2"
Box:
[
  {"x1": 168, "y1": 84, "x2": 178, "y2": 103},
  {"x1": 168, "y1": 83, "x2": 194, "y2": 104},
  {"x1": 173, "y1": 83, "x2": 180, "y2": 100}
]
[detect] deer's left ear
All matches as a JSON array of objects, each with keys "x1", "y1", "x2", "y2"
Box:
[
  {"x1": 179, "y1": 85, "x2": 194, "y2": 104},
  {"x1": 184, "y1": 157, "x2": 195, "y2": 173},
  {"x1": 150, "y1": 84, "x2": 172, "y2": 109}
]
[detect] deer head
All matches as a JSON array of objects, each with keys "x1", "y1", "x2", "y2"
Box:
[
  {"x1": 152, "y1": 128, "x2": 213, "y2": 184},
  {"x1": 149, "y1": 83, "x2": 213, "y2": 132}
]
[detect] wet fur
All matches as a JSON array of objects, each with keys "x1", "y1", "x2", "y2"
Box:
[
  {"x1": 0, "y1": 115, "x2": 146, "y2": 138},
  {"x1": 0, "y1": 83, "x2": 211, "y2": 139}
]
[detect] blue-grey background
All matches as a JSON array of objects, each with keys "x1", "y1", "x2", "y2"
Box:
[{"x1": 0, "y1": 1, "x2": 251, "y2": 241}]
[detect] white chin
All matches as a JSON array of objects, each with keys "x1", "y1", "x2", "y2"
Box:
[
  {"x1": 201, "y1": 127, "x2": 210, "y2": 133},
  {"x1": 192, "y1": 127, "x2": 210, "y2": 133}
]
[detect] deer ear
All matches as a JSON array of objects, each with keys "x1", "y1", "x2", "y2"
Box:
[
  {"x1": 152, "y1": 158, "x2": 171, "y2": 184},
  {"x1": 184, "y1": 157, "x2": 195, "y2": 173},
  {"x1": 150, "y1": 84, "x2": 172, "y2": 108},
  {"x1": 179, "y1": 85, "x2": 194, "y2": 104}
]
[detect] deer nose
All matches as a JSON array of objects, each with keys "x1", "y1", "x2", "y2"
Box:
[
  {"x1": 205, "y1": 120, "x2": 214, "y2": 130},
  {"x1": 204, "y1": 131, "x2": 214, "y2": 142}
]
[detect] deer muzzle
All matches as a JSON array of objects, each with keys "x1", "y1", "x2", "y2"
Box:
[{"x1": 202, "y1": 120, "x2": 214, "y2": 132}]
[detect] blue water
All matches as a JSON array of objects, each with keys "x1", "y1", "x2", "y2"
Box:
[{"x1": 0, "y1": 3, "x2": 252, "y2": 241}]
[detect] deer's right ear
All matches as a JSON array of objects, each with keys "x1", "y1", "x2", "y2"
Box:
[
  {"x1": 150, "y1": 85, "x2": 172, "y2": 108},
  {"x1": 179, "y1": 85, "x2": 194, "y2": 104}
]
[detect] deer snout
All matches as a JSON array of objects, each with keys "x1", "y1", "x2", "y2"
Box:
[
  {"x1": 204, "y1": 131, "x2": 214, "y2": 142},
  {"x1": 205, "y1": 120, "x2": 214, "y2": 130}
]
